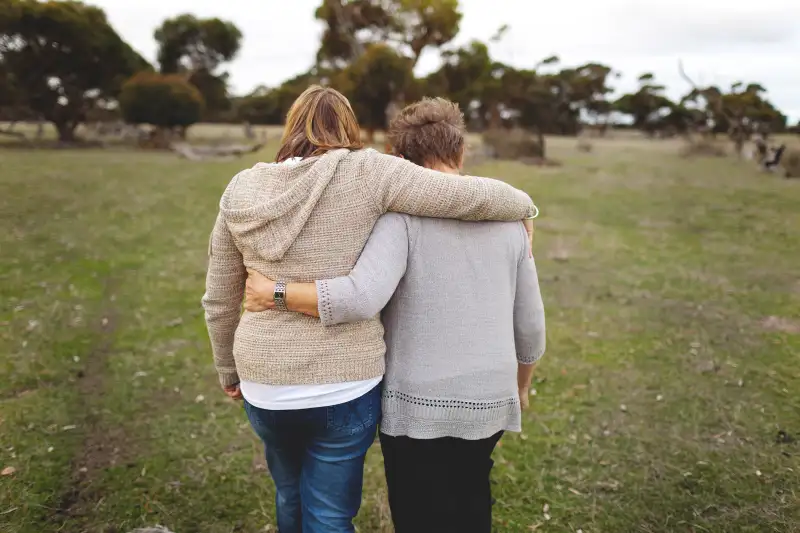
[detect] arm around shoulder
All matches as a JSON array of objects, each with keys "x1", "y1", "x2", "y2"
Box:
[
  {"x1": 513, "y1": 225, "x2": 546, "y2": 365},
  {"x1": 318, "y1": 212, "x2": 410, "y2": 326},
  {"x1": 362, "y1": 151, "x2": 534, "y2": 222}
]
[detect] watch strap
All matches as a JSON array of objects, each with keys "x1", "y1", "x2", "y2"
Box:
[{"x1": 274, "y1": 281, "x2": 288, "y2": 311}]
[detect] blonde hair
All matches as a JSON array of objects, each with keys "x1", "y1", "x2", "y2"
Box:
[
  {"x1": 275, "y1": 85, "x2": 364, "y2": 162},
  {"x1": 387, "y1": 97, "x2": 466, "y2": 169}
]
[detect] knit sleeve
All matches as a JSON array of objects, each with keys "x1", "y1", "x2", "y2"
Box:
[
  {"x1": 362, "y1": 151, "x2": 534, "y2": 221},
  {"x1": 201, "y1": 212, "x2": 246, "y2": 387},
  {"x1": 513, "y1": 224, "x2": 546, "y2": 364},
  {"x1": 316, "y1": 213, "x2": 409, "y2": 326}
]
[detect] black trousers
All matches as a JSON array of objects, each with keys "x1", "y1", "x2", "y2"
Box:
[{"x1": 379, "y1": 431, "x2": 503, "y2": 533}]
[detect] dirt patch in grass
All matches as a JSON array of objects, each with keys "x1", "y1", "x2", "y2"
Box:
[
  {"x1": 49, "y1": 278, "x2": 146, "y2": 528},
  {"x1": 680, "y1": 139, "x2": 728, "y2": 158},
  {"x1": 761, "y1": 316, "x2": 800, "y2": 334}
]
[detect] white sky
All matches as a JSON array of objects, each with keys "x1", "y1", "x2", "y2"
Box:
[{"x1": 95, "y1": 0, "x2": 800, "y2": 121}]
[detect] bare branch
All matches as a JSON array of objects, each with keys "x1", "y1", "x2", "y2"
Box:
[
  {"x1": 677, "y1": 60, "x2": 699, "y2": 90},
  {"x1": 678, "y1": 59, "x2": 734, "y2": 123},
  {"x1": 326, "y1": 0, "x2": 365, "y2": 60}
]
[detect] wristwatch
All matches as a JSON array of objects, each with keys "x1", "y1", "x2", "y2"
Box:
[{"x1": 274, "y1": 281, "x2": 288, "y2": 311}]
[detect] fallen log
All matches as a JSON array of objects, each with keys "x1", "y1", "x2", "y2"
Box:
[
  {"x1": 169, "y1": 142, "x2": 264, "y2": 161},
  {"x1": 0, "y1": 129, "x2": 27, "y2": 140}
]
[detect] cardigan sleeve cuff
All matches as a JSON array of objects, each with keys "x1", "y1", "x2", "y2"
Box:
[
  {"x1": 316, "y1": 279, "x2": 336, "y2": 326},
  {"x1": 217, "y1": 368, "x2": 240, "y2": 388}
]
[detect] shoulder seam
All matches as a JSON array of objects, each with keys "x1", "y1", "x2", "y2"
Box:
[
  {"x1": 516, "y1": 221, "x2": 528, "y2": 266},
  {"x1": 354, "y1": 150, "x2": 384, "y2": 214},
  {"x1": 220, "y1": 168, "x2": 249, "y2": 210}
]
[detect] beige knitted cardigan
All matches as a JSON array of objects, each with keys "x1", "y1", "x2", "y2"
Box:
[{"x1": 202, "y1": 149, "x2": 534, "y2": 387}]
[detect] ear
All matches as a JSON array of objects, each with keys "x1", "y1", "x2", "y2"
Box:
[{"x1": 457, "y1": 146, "x2": 466, "y2": 170}]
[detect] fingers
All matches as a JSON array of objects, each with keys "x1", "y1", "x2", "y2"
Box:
[
  {"x1": 246, "y1": 268, "x2": 276, "y2": 284},
  {"x1": 223, "y1": 385, "x2": 243, "y2": 400},
  {"x1": 244, "y1": 301, "x2": 274, "y2": 312},
  {"x1": 522, "y1": 220, "x2": 534, "y2": 258}
]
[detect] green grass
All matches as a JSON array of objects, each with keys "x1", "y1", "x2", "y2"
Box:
[{"x1": 1, "y1": 137, "x2": 798, "y2": 533}]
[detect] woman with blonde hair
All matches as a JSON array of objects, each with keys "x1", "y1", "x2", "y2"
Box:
[{"x1": 202, "y1": 86, "x2": 535, "y2": 533}]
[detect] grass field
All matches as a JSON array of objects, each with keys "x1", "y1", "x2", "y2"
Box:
[{"x1": 1, "y1": 136, "x2": 799, "y2": 533}]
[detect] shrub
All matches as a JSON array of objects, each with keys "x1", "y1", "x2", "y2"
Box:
[
  {"x1": 577, "y1": 138, "x2": 593, "y2": 153},
  {"x1": 482, "y1": 129, "x2": 544, "y2": 160},
  {"x1": 119, "y1": 72, "x2": 205, "y2": 130},
  {"x1": 782, "y1": 149, "x2": 800, "y2": 178}
]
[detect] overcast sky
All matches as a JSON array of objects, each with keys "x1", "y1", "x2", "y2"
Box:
[{"x1": 96, "y1": 0, "x2": 800, "y2": 121}]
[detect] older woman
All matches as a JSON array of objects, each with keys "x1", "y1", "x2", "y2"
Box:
[{"x1": 202, "y1": 87, "x2": 535, "y2": 533}]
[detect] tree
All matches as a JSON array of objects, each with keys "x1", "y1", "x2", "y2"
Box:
[
  {"x1": 235, "y1": 71, "x2": 324, "y2": 126},
  {"x1": 154, "y1": 14, "x2": 242, "y2": 118},
  {"x1": 316, "y1": 0, "x2": 461, "y2": 67},
  {"x1": 391, "y1": 0, "x2": 462, "y2": 66},
  {"x1": 188, "y1": 69, "x2": 231, "y2": 115},
  {"x1": 679, "y1": 63, "x2": 787, "y2": 153},
  {"x1": 333, "y1": 43, "x2": 414, "y2": 142},
  {"x1": 0, "y1": 62, "x2": 17, "y2": 107},
  {"x1": 119, "y1": 72, "x2": 204, "y2": 137},
  {"x1": 236, "y1": 89, "x2": 281, "y2": 125},
  {"x1": 614, "y1": 73, "x2": 675, "y2": 136},
  {"x1": 0, "y1": 62, "x2": 32, "y2": 132},
  {"x1": 315, "y1": 0, "x2": 389, "y2": 67},
  {"x1": 316, "y1": 0, "x2": 461, "y2": 134},
  {"x1": 561, "y1": 62, "x2": 616, "y2": 134},
  {"x1": 272, "y1": 72, "x2": 322, "y2": 119},
  {"x1": 0, "y1": 61, "x2": 22, "y2": 123},
  {"x1": 155, "y1": 14, "x2": 241, "y2": 74},
  {"x1": 0, "y1": 0, "x2": 148, "y2": 141},
  {"x1": 424, "y1": 40, "x2": 501, "y2": 129},
  {"x1": 499, "y1": 67, "x2": 558, "y2": 153}
]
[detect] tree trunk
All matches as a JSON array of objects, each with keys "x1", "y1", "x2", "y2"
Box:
[
  {"x1": 734, "y1": 134, "x2": 745, "y2": 157},
  {"x1": 55, "y1": 121, "x2": 77, "y2": 143},
  {"x1": 535, "y1": 126, "x2": 546, "y2": 159},
  {"x1": 489, "y1": 105, "x2": 502, "y2": 129},
  {"x1": 366, "y1": 127, "x2": 376, "y2": 145},
  {"x1": 731, "y1": 121, "x2": 746, "y2": 158},
  {"x1": 150, "y1": 127, "x2": 173, "y2": 149}
]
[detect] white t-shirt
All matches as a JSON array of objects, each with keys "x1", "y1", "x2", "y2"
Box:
[{"x1": 240, "y1": 377, "x2": 382, "y2": 410}]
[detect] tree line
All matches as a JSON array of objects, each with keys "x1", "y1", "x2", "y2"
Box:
[{"x1": 1, "y1": 0, "x2": 797, "y2": 144}]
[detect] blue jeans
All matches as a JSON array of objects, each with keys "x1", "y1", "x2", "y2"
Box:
[{"x1": 244, "y1": 383, "x2": 381, "y2": 533}]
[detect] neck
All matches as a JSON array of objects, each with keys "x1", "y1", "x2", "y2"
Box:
[{"x1": 427, "y1": 161, "x2": 461, "y2": 175}]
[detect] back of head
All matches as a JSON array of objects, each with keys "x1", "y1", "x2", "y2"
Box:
[
  {"x1": 276, "y1": 85, "x2": 364, "y2": 162},
  {"x1": 387, "y1": 97, "x2": 466, "y2": 169}
]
